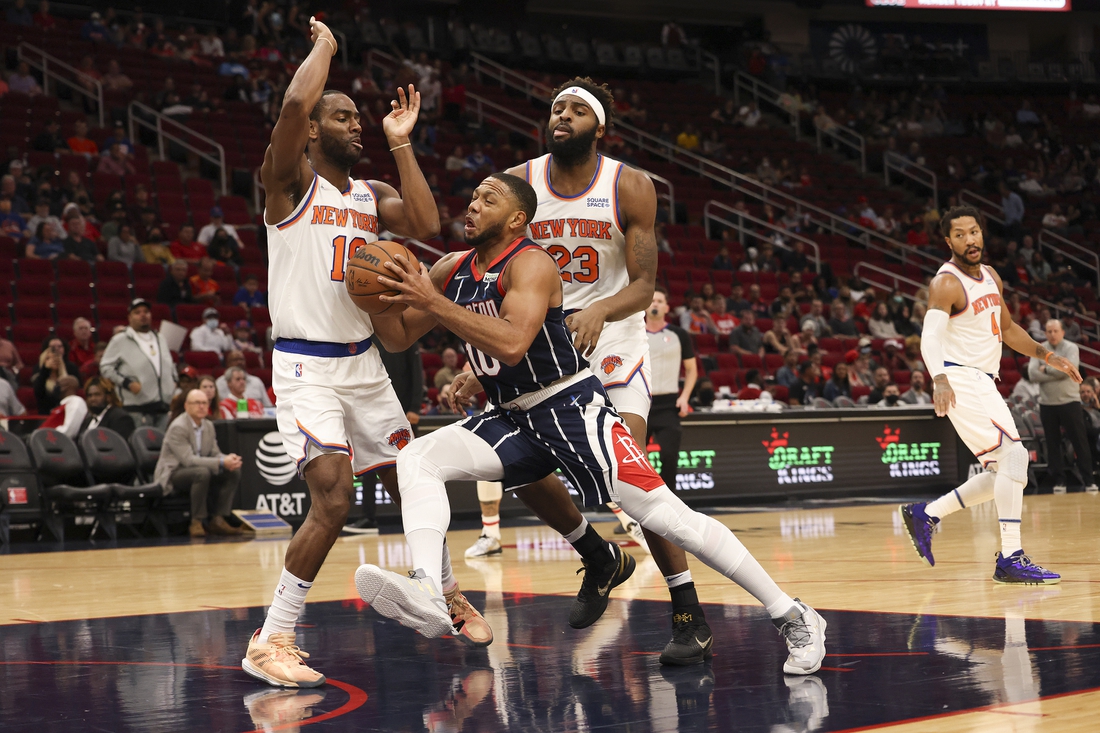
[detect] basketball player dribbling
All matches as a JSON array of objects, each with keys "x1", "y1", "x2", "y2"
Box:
[
  {"x1": 241, "y1": 18, "x2": 489, "y2": 689},
  {"x1": 901, "y1": 206, "x2": 1077, "y2": 583},
  {"x1": 351, "y1": 172, "x2": 828, "y2": 676}
]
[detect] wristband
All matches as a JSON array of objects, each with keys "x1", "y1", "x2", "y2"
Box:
[
  {"x1": 1044, "y1": 352, "x2": 1053, "y2": 365},
  {"x1": 316, "y1": 37, "x2": 336, "y2": 56},
  {"x1": 389, "y1": 143, "x2": 412, "y2": 152}
]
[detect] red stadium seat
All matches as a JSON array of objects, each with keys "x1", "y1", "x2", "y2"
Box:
[{"x1": 182, "y1": 351, "x2": 222, "y2": 370}]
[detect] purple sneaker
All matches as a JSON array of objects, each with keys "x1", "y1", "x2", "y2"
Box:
[
  {"x1": 899, "y1": 503, "x2": 938, "y2": 567},
  {"x1": 993, "y1": 551, "x2": 1061, "y2": 585}
]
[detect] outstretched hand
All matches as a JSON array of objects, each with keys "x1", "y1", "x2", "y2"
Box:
[
  {"x1": 378, "y1": 253, "x2": 436, "y2": 311},
  {"x1": 383, "y1": 85, "x2": 420, "y2": 144},
  {"x1": 1047, "y1": 354, "x2": 1083, "y2": 384},
  {"x1": 309, "y1": 16, "x2": 337, "y2": 56}
]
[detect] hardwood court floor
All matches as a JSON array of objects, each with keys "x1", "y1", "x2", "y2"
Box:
[{"x1": 2, "y1": 494, "x2": 1099, "y2": 731}]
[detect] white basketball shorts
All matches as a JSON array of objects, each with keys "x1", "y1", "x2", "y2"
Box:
[
  {"x1": 944, "y1": 365, "x2": 1020, "y2": 469},
  {"x1": 587, "y1": 319, "x2": 652, "y2": 421}
]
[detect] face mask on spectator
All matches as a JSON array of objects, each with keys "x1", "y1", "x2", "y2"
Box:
[
  {"x1": 885, "y1": 394, "x2": 899, "y2": 406},
  {"x1": 205, "y1": 318, "x2": 218, "y2": 330}
]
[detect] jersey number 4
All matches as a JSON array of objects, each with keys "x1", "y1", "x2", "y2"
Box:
[
  {"x1": 329, "y1": 236, "x2": 368, "y2": 282},
  {"x1": 990, "y1": 312, "x2": 1002, "y2": 343},
  {"x1": 547, "y1": 244, "x2": 599, "y2": 283}
]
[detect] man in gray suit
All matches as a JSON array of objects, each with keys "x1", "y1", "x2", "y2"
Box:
[{"x1": 155, "y1": 388, "x2": 244, "y2": 537}]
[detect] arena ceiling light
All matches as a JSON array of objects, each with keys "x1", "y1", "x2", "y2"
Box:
[{"x1": 866, "y1": 0, "x2": 1070, "y2": 9}]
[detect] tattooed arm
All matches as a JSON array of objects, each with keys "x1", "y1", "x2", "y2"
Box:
[
  {"x1": 989, "y1": 268, "x2": 1082, "y2": 384},
  {"x1": 565, "y1": 165, "x2": 658, "y2": 356}
]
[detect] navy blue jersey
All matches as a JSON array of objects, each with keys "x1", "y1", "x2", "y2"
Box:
[{"x1": 442, "y1": 237, "x2": 585, "y2": 404}]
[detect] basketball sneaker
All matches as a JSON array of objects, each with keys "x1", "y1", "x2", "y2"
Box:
[
  {"x1": 626, "y1": 521, "x2": 651, "y2": 555},
  {"x1": 354, "y1": 565, "x2": 454, "y2": 639},
  {"x1": 445, "y1": 585, "x2": 493, "y2": 647},
  {"x1": 464, "y1": 535, "x2": 502, "y2": 559},
  {"x1": 899, "y1": 502, "x2": 938, "y2": 566},
  {"x1": 659, "y1": 606, "x2": 714, "y2": 666},
  {"x1": 568, "y1": 542, "x2": 636, "y2": 629},
  {"x1": 773, "y1": 599, "x2": 827, "y2": 675},
  {"x1": 993, "y1": 551, "x2": 1061, "y2": 585},
  {"x1": 243, "y1": 688, "x2": 327, "y2": 727},
  {"x1": 241, "y1": 630, "x2": 326, "y2": 688}
]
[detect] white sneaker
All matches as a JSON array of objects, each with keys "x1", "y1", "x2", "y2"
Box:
[
  {"x1": 1085, "y1": 484, "x2": 1098, "y2": 494},
  {"x1": 464, "y1": 534, "x2": 503, "y2": 559},
  {"x1": 626, "y1": 521, "x2": 651, "y2": 555},
  {"x1": 1053, "y1": 485, "x2": 1068, "y2": 494},
  {"x1": 354, "y1": 565, "x2": 454, "y2": 639},
  {"x1": 773, "y1": 599, "x2": 827, "y2": 675}
]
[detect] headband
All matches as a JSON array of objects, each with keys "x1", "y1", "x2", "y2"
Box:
[{"x1": 553, "y1": 86, "x2": 606, "y2": 126}]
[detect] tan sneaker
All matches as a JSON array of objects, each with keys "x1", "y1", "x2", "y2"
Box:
[
  {"x1": 242, "y1": 629, "x2": 326, "y2": 688},
  {"x1": 445, "y1": 586, "x2": 493, "y2": 647}
]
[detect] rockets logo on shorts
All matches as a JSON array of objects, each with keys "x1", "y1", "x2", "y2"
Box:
[
  {"x1": 294, "y1": 363, "x2": 303, "y2": 378},
  {"x1": 601, "y1": 355, "x2": 623, "y2": 375},
  {"x1": 387, "y1": 428, "x2": 412, "y2": 450}
]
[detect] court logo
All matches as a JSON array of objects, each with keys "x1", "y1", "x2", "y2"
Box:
[
  {"x1": 294, "y1": 363, "x2": 303, "y2": 377},
  {"x1": 601, "y1": 355, "x2": 623, "y2": 375},
  {"x1": 387, "y1": 428, "x2": 412, "y2": 450},
  {"x1": 877, "y1": 425, "x2": 941, "y2": 478},
  {"x1": 762, "y1": 427, "x2": 834, "y2": 484},
  {"x1": 256, "y1": 431, "x2": 297, "y2": 486}
]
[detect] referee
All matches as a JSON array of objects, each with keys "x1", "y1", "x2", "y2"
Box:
[{"x1": 646, "y1": 286, "x2": 698, "y2": 490}]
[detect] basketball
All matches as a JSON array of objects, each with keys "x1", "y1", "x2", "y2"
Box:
[{"x1": 344, "y1": 240, "x2": 420, "y2": 315}]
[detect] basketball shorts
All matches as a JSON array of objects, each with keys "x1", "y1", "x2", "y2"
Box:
[
  {"x1": 944, "y1": 366, "x2": 1020, "y2": 469},
  {"x1": 458, "y1": 374, "x2": 664, "y2": 506},
  {"x1": 587, "y1": 318, "x2": 651, "y2": 420},
  {"x1": 272, "y1": 338, "x2": 412, "y2": 479}
]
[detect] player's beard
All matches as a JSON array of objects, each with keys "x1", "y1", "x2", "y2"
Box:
[
  {"x1": 546, "y1": 124, "x2": 598, "y2": 167},
  {"x1": 465, "y1": 218, "x2": 506, "y2": 248},
  {"x1": 319, "y1": 133, "x2": 361, "y2": 170}
]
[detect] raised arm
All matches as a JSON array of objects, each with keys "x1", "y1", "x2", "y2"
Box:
[
  {"x1": 567, "y1": 166, "x2": 658, "y2": 355},
  {"x1": 260, "y1": 17, "x2": 336, "y2": 224},
  {"x1": 368, "y1": 86, "x2": 440, "y2": 241},
  {"x1": 379, "y1": 249, "x2": 561, "y2": 367}
]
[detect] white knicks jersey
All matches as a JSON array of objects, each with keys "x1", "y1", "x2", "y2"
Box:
[
  {"x1": 265, "y1": 172, "x2": 381, "y2": 343},
  {"x1": 525, "y1": 153, "x2": 645, "y2": 341},
  {"x1": 938, "y1": 261, "x2": 1003, "y2": 376}
]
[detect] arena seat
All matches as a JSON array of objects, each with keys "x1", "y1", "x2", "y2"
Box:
[
  {"x1": 28, "y1": 428, "x2": 115, "y2": 542},
  {"x1": 81, "y1": 428, "x2": 165, "y2": 538},
  {"x1": 0, "y1": 429, "x2": 44, "y2": 544}
]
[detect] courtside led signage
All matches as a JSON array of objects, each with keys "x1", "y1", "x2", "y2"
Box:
[
  {"x1": 877, "y1": 426, "x2": 942, "y2": 478},
  {"x1": 763, "y1": 428, "x2": 835, "y2": 485}
]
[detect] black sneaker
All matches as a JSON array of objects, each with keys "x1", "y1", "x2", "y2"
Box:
[
  {"x1": 568, "y1": 542, "x2": 636, "y2": 629},
  {"x1": 660, "y1": 606, "x2": 714, "y2": 666}
]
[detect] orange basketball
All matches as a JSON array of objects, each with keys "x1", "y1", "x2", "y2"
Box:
[{"x1": 344, "y1": 240, "x2": 420, "y2": 315}]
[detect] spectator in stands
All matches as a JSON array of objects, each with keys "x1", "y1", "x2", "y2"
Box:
[
  {"x1": 33, "y1": 338, "x2": 79, "y2": 413},
  {"x1": 96, "y1": 143, "x2": 136, "y2": 176},
  {"x1": 789, "y1": 361, "x2": 822, "y2": 406},
  {"x1": 25, "y1": 220, "x2": 62, "y2": 259},
  {"x1": 1041, "y1": 203, "x2": 1069, "y2": 236},
  {"x1": 445, "y1": 145, "x2": 466, "y2": 172},
  {"x1": 100, "y1": 298, "x2": 177, "y2": 428},
  {"x1": 1030, "y1": 319, "x2": 1095, "y2": 492},
  {"x1": 69, "y1": 317, "x2": 96, "y2": 368},
  {"x1": 215, "y1": 351, "x2": 271, "y2": 407},
  {"x1": 107, "y1": 223, "x2": 145, "y2": 266},
  {"x1": 763, "y1": 317, "x2": 797, "y2": 356},
  {"x1": 737, "y1": 101, "x2": 762, "y2": 128},
  {"x1": 67, "y1": 119, "x2": 99, "y2": 158},
  {"x1": 902, "y1": 335, "x2": 925, "y2": 372},
  {"x1": 9, "y1": 61, "x2": 41, "y2": 96},
  {"x1": 61, "y1": 212, "x2": 102, "y2": 263},
  {"x1": 170, "y1": 223, "x2": 205, "y2": 262},
  {"x1": 747, "y1": 283, "x2": 770, "y2": 319},
  {"x1": 168, "y1": 366, "x2": 199, "y2": 422},
  {"x1": 190, "y1": 307, "x2": 233, "y2": 356},
  {"x1": 103, "y1": 121, "x2": 133, "y2": 156},
  {"x1": 465, "y1": 144, "x2": 491, "y2": 172},
  {"x1": 729, "y1": 310, "x2": 765, "y2": 360},
  {"x1": 680, "y1": 294, "x2": 716, "y2": 335},
  {"x1": 156, "y1": 388, "x2": 243, "y2": 537},
  {"x1": 727, "y1": 283, "x2": 749, "y2": 315},
  {"x1": 142, "y1": 226, "x2": 174, "y2": 265},
  {"x1": 206, "y1": 228, "x2": 241, "y2": 266},
  {"x1": 710, "y1": 99, "x2": 737, "y2": 126},
  {"x1": 233, "y1": 273, "x2": 266, "y2": 310},
  {"x1": 6, "y1": 0, "x2": 31, "y2": 24},
  {"x1": 0, "y1": 332, "x2": 23, "y2": 389},
  {"x1": 32, "y1": 0, "x2": 55, "y2": 31},
  {"x1": 800, "y1": 299, "x2": 830, "y2": 337},
  {"x1": 1016, "y1": 100, "x2": 1040, "y2": 127},
  {"x1": 676, "y1": 124, "x2": 700, "y2": 151},
  {"x1": 879, "y1": 339, "x2": 907, "y2": 372},
  {"x1": 0, "y1": 197, "x2": 26, "y2": 239},
  {"x1": 1081, "y1": 379, "x2": 1100, "y2": 470},
  {"x1": 231, "y1": 321, "x2": 262, "y2": 362},
  {"x1": 433, "y1": 347, "x2": 462, "y2": 391},
  {"x1": 78, "y1": 376, "x2": 134, "y2": 438},
  {"x1": 901, "y1": 371, "x2": 931, "y2": 405},
  {"x1": 867, "y1": 302, "x2": 900, "y2": 339},
  {"x1": 25, "y1": 197, "x2": 61, "y2": 237},
  {"x1": 200, "y1": 27, "x2": 225, "y2": 57},
  {"x1": 828, "y1": 300, "x2": 858, "y2": 337},
  {"x1": 770, "y1": 285, "x2": 796, "y2": 318},
  {"x1": 774, "y1": 350, "x2": 800, "y2": 389},
  {"x1": 219, "y1": 367, "x2": 265, "y2": 418},
  {"x1": 189, "y1": 257, "x2": 219, "y2": 305},
  {"x1": 710, "y1": 296, "x2": 738, "y2": 337},
  {"x1": 198, "y1": 205, "x2": 244, "y2": 246},
  {"x1": 1027, "y1": 251, "x2": 1052, "y2": 285},
  {"x1": 712, "y1": 245, "x2": 734, "y2": 271},
  {"x1": 1, "y1": 175, "x2": 28, "y2": 214},
  {"x1": 195, "y1": 374, "x2": 219, "y2": 417},
  {"x1": 158, "y1": 260, "x2": 193, "y2": 306},
  {"x1": 101, "y1": 59, "x2": 132, "y2": 93},
  {"x1": 823, "y1": 362, "x2": 851, "y2": 403},
  {"x1": 450, "y1": 167, "x2": 477, "y2": 199},
  {"x1": 867, "y1": 367, "x2": 892, "y2": 405},
  {"x1": 80, "y1": 10, "x2": 109, "y2": 42},
  {"x1": 39, "y1": 375, "x2": 86, "y2": 438},
  {"x1": 874, "y1": 383, "x2": 902, "y2": 408}
]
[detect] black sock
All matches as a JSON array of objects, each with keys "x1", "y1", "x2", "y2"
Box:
[
  {"x1": 670, "y1": 582, "x2": 701, "y2": 610},
  {"x1": 571, "y1": 524, "x2": 614, "y2": 568}
]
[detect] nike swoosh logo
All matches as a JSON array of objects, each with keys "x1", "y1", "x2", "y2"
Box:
[
  {"x1": 696, "y1": 635, "x2": 712, "y2": 648},
  {"x1": 597, "y1": 580, "x2": 612, "y2": 596},
  {"x1": 297, "y1": 583, "x2": 310, "y2": 589}
]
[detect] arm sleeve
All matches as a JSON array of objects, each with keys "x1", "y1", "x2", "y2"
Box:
[
  {"x1": 671, "y1": 325, "x2": 695, "y2": 359},
  {"x1": 920, "y1": 309, "x2": 949, "y2": 378}
]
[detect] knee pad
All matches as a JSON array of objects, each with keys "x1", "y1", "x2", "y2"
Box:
[{"x1": 995, "y1": 441, "x2": 1029, "y2": 485}]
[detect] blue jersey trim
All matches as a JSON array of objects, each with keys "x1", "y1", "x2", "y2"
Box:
[{"x1": 274, "y1": 337, "x2": 373, "y2": 358}]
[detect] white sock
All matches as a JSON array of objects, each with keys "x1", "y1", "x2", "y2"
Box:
[
  {"x1": 926, "y1": 471, "x2": 996, "y2": 520},
  {"x1": 259, "y1": 568, "x2": 312, "y2": 643},
  {"x1": 563, "y1": 518, "x2": 588, "y2": 544},
  {"x1": 731, "y1": 553, "x2": 794, "y2": 618},
  {"x1": 664, "y1": 570, "x2": 693, "y2": 589},
  {"x1": 406, "y1": 528, "x2": 445, "y2": 590},
  {"x1": 481, "y1": 514, "x2": 501, "y2": 540},
  {"x1": 993, "y1": 469, "x2": 1024, "y2": 556},
  {"x1": 440, "y1": 540, "x2": 456, "y2": 594},
  {"x1": 607, "y1": 501, "x2": 634, "y2": 530}
]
